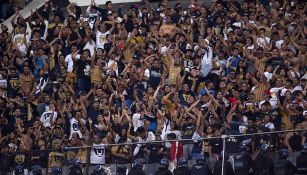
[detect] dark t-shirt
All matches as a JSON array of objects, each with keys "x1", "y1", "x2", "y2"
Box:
[
  {"x1": 182, "y1": 124, "x2": 196, "y2": 140},
  {"x1": 209, "y1": 138, "x2": 223, "y2": 155},
  {"x1": 75, "y1": 59, "x2": 91, "y2": 79},
  {"x1": 31, "y1": 23, "x2": 46, "y2": 37},
  {"x1": 268, "y1": 57, "x2": 283, "y2": 69},
  {"x1": 149, "y1": 67, "x2": 162, "y2": 89}
]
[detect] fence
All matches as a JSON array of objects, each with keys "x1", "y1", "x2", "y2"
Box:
[{"x1": 0, "y1": 128, "x2": 306, "y2": 175}]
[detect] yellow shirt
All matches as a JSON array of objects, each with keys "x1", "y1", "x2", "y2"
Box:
[
  {"x1": 254, "y1": 82, "x2": 269, "y2": 101},
  {"x1": 129, "y1": 36, "x2": 143, "y2": 44},
  {"x1": 91, "y1": 66, "x2": 102, "y2": 84},
  {"x1": 160, "y1": 24, "x2": 176, "y2": 36},
  {"x1": 169, "y1": 66, "x2": 181, "y2": 85},
  {"x1": 48, "y1": 152, "x2": 64, "y2": 168}
]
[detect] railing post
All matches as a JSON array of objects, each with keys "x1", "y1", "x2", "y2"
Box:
[{"x1": 221, "y1": 135, "x2": 227, "y2": 175}]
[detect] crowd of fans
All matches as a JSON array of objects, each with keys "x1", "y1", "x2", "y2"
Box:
[{"x1": 0, "y1": 0, "x2": 306, "y2": 174}]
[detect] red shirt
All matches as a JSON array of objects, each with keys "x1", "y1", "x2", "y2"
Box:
[{"x1": 170, "y1": 141, "x2": 183, "y2": 161}]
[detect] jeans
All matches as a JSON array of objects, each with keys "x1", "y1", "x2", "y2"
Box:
[
  {"x1": 77, "y1": 78, "x2": 91, "y2": 95},
  {"x1": 183, "y1": 144, "x2": 194, "y2": 160}
]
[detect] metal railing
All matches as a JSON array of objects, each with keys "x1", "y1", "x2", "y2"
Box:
[{"x1": 0, "y1": 128, "x2": 306, "y2": 175}]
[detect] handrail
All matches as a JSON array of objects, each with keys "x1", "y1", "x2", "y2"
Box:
[
  {"x1": 61, "y1": 128, "x2": 307, "y2": 149},
  {"x1": 2, "y1": 128, "x2": 305, "y2": 153}
]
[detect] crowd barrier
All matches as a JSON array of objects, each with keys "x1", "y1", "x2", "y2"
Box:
[{"x1": 0, "y1": 128, "x2": 306, "y2": 175}]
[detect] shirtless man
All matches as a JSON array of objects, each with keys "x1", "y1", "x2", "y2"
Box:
[{"x1": 159, "y1": 16, "x2": 178, "y2": 39}]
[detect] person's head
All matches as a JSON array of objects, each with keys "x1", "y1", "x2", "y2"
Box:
[
  {"x1": 206, "y1": 126, "x2": 213, "y2": 134},
  {"x1": 71, "y1": 45, "x2": 78, "y2": 53},
  {"x1": 132, "y1": 159, "x2": 144, "y2": 169},
  {"x1": 177, "y1": 157, "x2": 188, "y2": 168},
  {"x1": 93, "y1": 134, "x2": 101, "y2": 144},
  {"x1": 37, "y1": 138, "x2": 46, "y2": 148},
  {"x1": 163, "y1": 85, "x2": 170, "y2": 94},
  {"x1": 106, "y1": 1, "x2": 112, "y2": 10},
  {"x1": 53, "y1": 14, "x2": 61, "y2": 23},
  {"x1": 219, "y1": 81, "x2": 226, "y2": 89},
  {"x1": 159, "y1": 158, "x2": 170, "y2": 169},
  {"x1": 82, "y1": 49, "x2": 90, "y2": 59},
  {"x1": 265, "y1": 65, "x2": 273, "y2": 72},
  {"x1": 9, "y1": 132, "x2": 16, "y2": 139},
  {"x1": 259, "y1": 28, "x2": 266, "y2": 36},
  {"x1": 294, "y1": 122, "x2": 302, "y2": 129},
  {"x1": 216, "y1": 91, "x2": 223, "y2": 99},
  {"x1": 96, "y1": 48, "x2": 105, "y2": 57},
  {"x1": 52, "y1": 139, "x2": 61, "y2": 149},
  {"x1": 241, "y1": 82, "x2": 248, "y2": 91},
  {"x1": 279, "y1": 149, "x2": 288, "y2": 160},
  {"x1": 295, "y1": 91, "x2": 303, "y2": 102},
  {"x1": 263, "y1": 114, "x2": 270, "y2": 123},
  {"x1": 1, "y1": 24, "x2": 8, "y2": 32},
  {"x1": 23, "y1": 65, "x2": 30, "y2": 75},
  {"x1": 14, "y1": 108, "x2": 22, "y2": 117},
  {"x1": 256, "y1": 47, "x2": 264, "y2": 57},
  {"x1": 260, "y1": 143, "x2": 269, "y2": 153},
  {"x1": 44, "y1": 94, "x2": 51, "y2": 103},
  {"x1": 286, "y1": 79, "x2": 293, "y2": 88},
  {"x1": 232, "y1": 89, "x2": 240, "y2": 98},
  {"x1": 18, "y1": 25, "x2": 26, "y2": 34},
  {"x1": 152, "y1": 59, "x2": 159, "y2": 68},
  {"x1": 229, "y1": 70, "x2": 236, "y2": 78},
  {"x1": 186, "y1": 116, "x2": 193, "y2": 124},
  {"x1": 136, "y1": 126, "x2": 146, "y2": 138},
  {"x1": 99, "y1": 22, "x2": 107, "y2": 32},
  {"x1": 285, "y1": 90, "x2": 291, "y2": 99}
]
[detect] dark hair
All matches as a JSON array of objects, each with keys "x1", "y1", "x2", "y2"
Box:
[
  {"x1": 136, "y1": 126, "x2": 145, "y2": 134},
  {"x1": 106, "y1": 1, "x2": 112, "y2": 6}
]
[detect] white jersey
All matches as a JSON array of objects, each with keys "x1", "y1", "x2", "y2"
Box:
[
  {"x1": 40, "y1": 111, "x2": 57, "y2": 128},
  {"x1": 201, "y1": 46, "x2": 213, "y2": 65},
  {"x1": 106, "y1": 59, "x2": 118, "y2": 76},
  {"x1": 69, "y1": 117, "x2": 82, "y2": 139},
  {"x1": 13, "y1": 33, "x2": 30, "y2": 53},
  {"x1": 132, "y1": 113, "x2": 144, "y2": 132},
  {"x1": 90, "y1": 143, "x2": 105, "y2": 164},
  {"x1": 86, "y1": 6, "x2": 98, "y2": 29},
  {"x1": 65, "y1": 54, "x2": 80, "y2": 72},
  {"x1": 96, "y1": 30, "x2": 110, "y2": 49}
]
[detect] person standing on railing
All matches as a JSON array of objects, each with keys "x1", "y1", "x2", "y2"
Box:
[
  {"x1": 90, "y1": 134, "x2": 106, "y2": 168},
  {"x1": 180, "y1": 114, "x2": 196, "y2": 160},
  {"x1": 13, "y1": 146, "x2": 27, "y2": 175},
  {"x1": 48, "y1": 139, "x2": 64, "y2": 175},
  {"x1": 128, "y1": 126, "x2": 155, "y2": 161},
  {"x1": 285, "y1": 122, "x2": 303, "y2": 153}
]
